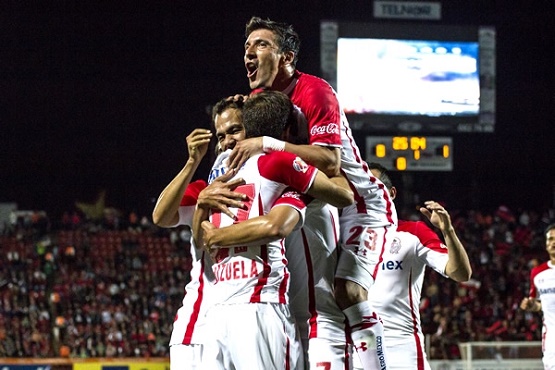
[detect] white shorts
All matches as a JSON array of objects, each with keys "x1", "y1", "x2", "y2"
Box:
[
  {"x1": 543, "y1": 327, "x2": 555, "y2": 370},
  {"x1": 201, "y1": 302, "x2": 305, "y2": 370},
  {"x1": 336, "y1": 223, "x2": 395, "y2": 291},
  {"x1": 170, "y1": 343, "x2": 203, "y2": 370},
  {"x1": 544, "y1": 351, "x2": 555, "y2": 370},
  {"x1": 308, "y1": 337, "x2": 354, "y2": 370}
]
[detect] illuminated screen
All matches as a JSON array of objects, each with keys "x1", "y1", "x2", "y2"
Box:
[
  {"x1": 337, "y1": 38, "x2": 480, "y2": 117},
  {"x1": 320, "y1": 21, "x2": 496, "y2": 133}
]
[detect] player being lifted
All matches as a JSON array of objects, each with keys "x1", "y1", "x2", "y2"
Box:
[{"x1": 227, "y1": 16, "x2": 397, "y2": 369}]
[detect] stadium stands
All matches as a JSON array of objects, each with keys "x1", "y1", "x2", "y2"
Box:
[{"x1": 0, "y1": 205, "x2": 552, "y2": 359}]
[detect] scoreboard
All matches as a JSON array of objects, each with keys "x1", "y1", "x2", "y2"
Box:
[{"x1": 365, "y1": 136, "x2": 453, "y2": 171}]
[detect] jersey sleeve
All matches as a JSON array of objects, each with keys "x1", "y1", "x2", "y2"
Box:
[
  {"x1": 272, "y1": 189, "x2": 310, "y2": 229},
  {"x1": 291, "y1": 73, "x2": 342, "y2": 147},
  {"x1": 176, "y1": 179, "x2": 207, "y2": 227},
  {"x1": 529, "y1": 263, "x2": 549, "y2": 299},
  {"x1": 415, "y1": 241, "x2": 449, "y2": 277},
  {"x1": 398, "y1": 221, "x2": 449, "y2": 276},
  {"x1": 258, "y1": 152, "x2": 318, "y2": 194},
  {"x1": 398, "y1": 220, "x2": 446, "y2": 253}
]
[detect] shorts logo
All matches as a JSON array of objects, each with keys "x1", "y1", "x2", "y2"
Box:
[{"x1": 292, "y1": 157, "x2": 309, "y2": 173}]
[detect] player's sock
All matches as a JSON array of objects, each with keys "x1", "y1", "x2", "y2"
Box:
[{"x1": 343, "y1": 301, "x2": 387, "y2": 370}]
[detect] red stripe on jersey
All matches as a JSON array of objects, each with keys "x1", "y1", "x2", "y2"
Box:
[
  {"x1": 301, "y1": 228, "x2": 319, "y2": 339},
  {"x1": 372, "y1": 226, "x2": 390, "y2": 281},
  {"x1": 183, "y1": 252, "x2": 206, "y2": 344},
  {"x1": 370, "y1": 176, "x2": 396, "y2": 226},
  {"x1": 329, "y1": 206, "x2": 339, "y2": 245},
  {"x1": 278, "y1": 238, "x2": 289, "y2": 304},
  {"x1": 250, "y1": 245, "x2": 269, "y2": 303},
  {"x1": 250, "y1": 193, "x2": 270, "y2": 303},
  {"x1": 408, "y1": 270, "x2": 425, "y2": 370},
  {"x1": 285, "y1": 330, "x2": 291, "y2": 370}
]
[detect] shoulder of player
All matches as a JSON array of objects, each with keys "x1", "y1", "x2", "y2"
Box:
[
  {"x1": 392, "y1": 231, "x2": 420, "y2": 253},
  {"x1": 257, "y1": 152, "x2": 313, "y2": 177},
  {"x1": 294, "y1": 71, "x2": 335, "y2": 97},
  {"x1": 399, "y1": 219, "x2": 442, "y2": 246},
  {"x1": 532, "y1": 261, "x2": 552, "y2": 276},
  {"x1": 398, "y1": 219, "x2": 428, "y2": 233}
]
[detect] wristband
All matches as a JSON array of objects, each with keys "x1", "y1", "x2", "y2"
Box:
[{"x1": 262, "y1": 136, "x2": 286, "y2": 153}]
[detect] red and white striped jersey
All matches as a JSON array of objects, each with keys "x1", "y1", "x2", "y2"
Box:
[
  {"x1": 208, "y1": 150, "x2": 316, "y2": 305},
  {"x1": 529, "y1": 261, "x2": 555, "y2": 356},
  {"x1": 169, "y1": 180, "x2": 212, "y2": 346},
  {"x1": 283, "y1": 70, "x2": 397, "y2": 228},
  {"x1": 369, "y1": 220, "x2": 448, "y2": 356}
]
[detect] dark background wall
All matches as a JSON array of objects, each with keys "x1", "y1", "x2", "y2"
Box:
[{"x1": 1, "y1": 1, "x2": 553, "y2": 218}]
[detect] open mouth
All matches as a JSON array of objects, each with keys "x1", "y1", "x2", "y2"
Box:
[{"x1": 246, "y1": 62, "x2": 258, "y2": 78}]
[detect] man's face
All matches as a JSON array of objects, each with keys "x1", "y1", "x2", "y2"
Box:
[
  {"x1": 244, "y1": 29, "x2": 283, "y2": 90},
  {"x1": 546, "y1": 229, "x2": 555, "y2": 259},
  {"x1": 214, "y1": 108, "x2": 245, "y2": 152}
]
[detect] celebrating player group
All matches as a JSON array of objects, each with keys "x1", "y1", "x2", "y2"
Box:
[{"x1": 152, "y1": 16, "x2": 473, "y2": 370}]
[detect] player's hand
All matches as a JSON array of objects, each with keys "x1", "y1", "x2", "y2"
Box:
[
  {"x1": 520, "y1": 297, "x2": 538, "y2": 311},
  {"x1": 227, "y1": 137, "x2": 263, "y2": 171},
  {"x1": 419, "y1": 200, "x2": 452, "y2": 232},
  {"x1": 226, "y1": 94, "x2": 249, "y2": 103},
  {"x1": 197, "y1": 170, "x2": 248, "y2": 219},
  {"x1": 186, "y1": 128, "x2": 212, "y2": 162}
]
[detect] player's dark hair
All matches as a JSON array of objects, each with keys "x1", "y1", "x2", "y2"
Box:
[
  {"x1": 211, "y1": 97, "x2": 245, "y2": 123},
  {"x1": 368, "y1": 162, "x2": 394, "y2": 189},
  {"x1": 242, "y1": 90, "x2": 294, "y2": 139},
  {"x1": 546, "y1": 223, "x2": 555, "y2": 235},
  {"x1": 245, "y1": 16, "x2": 300, "y2": 67}
]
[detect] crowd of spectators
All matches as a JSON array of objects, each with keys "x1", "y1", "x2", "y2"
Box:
[{"x1": 0, "y1": 204, "x2": 553, "y2": 360}]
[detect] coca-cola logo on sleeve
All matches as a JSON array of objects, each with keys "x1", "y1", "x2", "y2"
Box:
[{"x1": 310, "y1": 123, "x2": 339, "y2": 136}]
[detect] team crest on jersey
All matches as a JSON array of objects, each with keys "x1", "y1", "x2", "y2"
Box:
[
  {"x1": 292, "y1": 157, "x2": 309, "y2": 173},
  {"x1": 390, "y1": 237, "x2": 402, "y2": 254}
]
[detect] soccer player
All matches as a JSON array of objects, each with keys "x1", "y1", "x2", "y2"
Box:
[
  {"x1": 192, "y1": 90, "x2": 353, "y2": 369},
  {"x1": 227, "y1": 16, "x2": 397, "y2": 369},
  {"x1": 351, "y1": 163, "x2": 472, "y2": 370},
  {"x1": 152, "y1": 99, "x2": 249, "y2": 370},
  {"x1": 520, "y1": 223, "x2": 555, "y2": 370}
]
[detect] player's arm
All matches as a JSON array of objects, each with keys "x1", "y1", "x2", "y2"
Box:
[
  {"x1": 420, "y1": 200, "x2": 472, "y2": 282},
  {"x1": 191, "y1": 199, "x2": 211, "y2": 251},
  {"x1": 307, "y1": 171, "x2": 353, "y2": 208},
  {"x1": 520, "y1": 297, "x2": 542, "y2": 312},
  {"x1": 152, "y1": 128, "x2": 212, "y2": 227},
  {"x1": 227, "y1": 138, "x2": 341, "y2": 177},
  {"x1": 283, "y1": 143, "x2": 341, "y2": 177},
  {"x1": 201, "y1": 205, "x2": 301, "y2": 252}
]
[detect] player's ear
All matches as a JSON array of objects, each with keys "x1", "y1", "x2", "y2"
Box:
[
  {"x1": 281, "y1": 51, "x2": 295, "y2": 66},
  {"x1": 389, "y1": 186, "x2": 397, "y2": 200}
]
